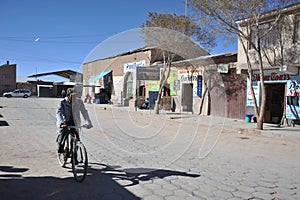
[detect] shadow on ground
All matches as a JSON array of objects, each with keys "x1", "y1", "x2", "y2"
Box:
[
  {"x1": 0, "y1": 165, "x2": 139, "y2": 200},
  {"x1": 0, "y1": 164, "x2": 200, "y2": 200},
  {"x1": 0, "y1": 121, "x2": 9, "y2": 126},
  {"x1": 0, "y1": 112, "x2": 9, "y2": 126},
  {"x1": 95, "y1": 163, "x2": 201, "y2": 187}
]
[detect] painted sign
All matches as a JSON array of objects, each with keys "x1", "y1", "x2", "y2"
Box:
[
  {"x1": 124, "y1": 60, "x2": 146, "y2": 73},
  {"x1": 252, "y1": 70, "x2": 291, "y2": 82},
  {"x1": 286, "y1": 80, "x2": 300, "y2": 119}
]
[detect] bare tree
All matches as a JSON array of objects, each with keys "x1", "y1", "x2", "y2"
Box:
[
  {"x1": 189, "y1": 0, "x2": 299, "y2": 130},
  {"x1": 141, "y1": 12, "x2": 216, "y2": 114}
]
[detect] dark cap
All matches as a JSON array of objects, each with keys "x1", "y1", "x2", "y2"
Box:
[{"x1": 66, "y1": 88, "x2": 76, "y2": 96}]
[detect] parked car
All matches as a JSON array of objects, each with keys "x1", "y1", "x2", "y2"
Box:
[{"x1": 3, "y1": 89, "x2": 32, "y2": 98}]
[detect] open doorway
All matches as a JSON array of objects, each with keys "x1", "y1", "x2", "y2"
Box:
[
  {"x1": 264, "y1": 83, "x2": 285, "y2": 124},
  {"x1": 181, "y1": 83, "x2": 193, "y2": 112}
]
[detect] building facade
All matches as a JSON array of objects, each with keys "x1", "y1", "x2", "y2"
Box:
[
  {"x1": 236, "y1": 3, "x2": 300, "y2": 123},
  {"x1": 0, "y1": 61, "x2": 16, "y2": 96},
  {"x1": 83, "y1": 47, "x2": 247, "y2": 119}
]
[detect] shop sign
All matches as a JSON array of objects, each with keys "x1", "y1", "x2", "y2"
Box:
[
  {"x1": 252, "y1": 70, "x2": 291, "y2": 82},
  {"x1": 178, "y1": 69, "x2": 202, "y2": 82},
  {"x1": 286, "y1": 80, "x2": 300, "y2": 119},
  {"x1": 136, "y1": 67, "x2": 160, "y2": 80},
  {"x1": 124, "y1": 60, "x2": 146, "y2": 73},
  {"x1": 217, "y1": 64, "x2": 229, "y2": 73},
  {"x1": 197, "y1": 75, "x2": 202, "y2": 97}
]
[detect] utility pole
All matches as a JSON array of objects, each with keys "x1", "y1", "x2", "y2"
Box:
[{"x1": 185, "y1": 0, "x2": 188, "y2": 17}]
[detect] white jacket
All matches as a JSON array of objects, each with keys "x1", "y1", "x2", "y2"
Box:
[{"x1": 56, "y1": 97, "x2": 92, "y2": 128}]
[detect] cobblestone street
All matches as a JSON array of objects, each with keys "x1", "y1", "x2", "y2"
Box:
[{"x1": 0, "y1": 98, "x2": 299, "y2": 199}]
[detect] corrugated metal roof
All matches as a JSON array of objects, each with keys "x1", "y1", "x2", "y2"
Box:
[{"x1": 27, "y1": 70, "x2": 81, "y2": 79}]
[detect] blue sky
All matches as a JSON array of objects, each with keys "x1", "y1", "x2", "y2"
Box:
[{"x1": 0, "y1": 0, "x2": 237, "y2": 82}]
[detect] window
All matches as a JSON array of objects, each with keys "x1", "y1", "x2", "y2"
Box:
[
  {"x1": 2, "y1": 74, "x2": 10, "y2": 80},
  {"x1": 3, "y1": 85, "x2": 10, "y2": 90},
  {"x1": 294, "y1": 15, "x2": 300, "y2": 43},
  {"x1": 250, "y1": 21, "x2": 279, "y2": 49}
]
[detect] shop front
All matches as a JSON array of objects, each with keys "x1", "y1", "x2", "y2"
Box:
[
  {"x1": 178, "y1": 69, "x2": 203, "y2": 113},
  {"x1": 247, "y1": 69, "x2": 300, "y2": 124}
]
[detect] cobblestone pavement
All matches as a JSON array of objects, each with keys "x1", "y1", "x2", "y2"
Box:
[{"x1": 0, "y1": 97, "x2": 299, "y2": 200}]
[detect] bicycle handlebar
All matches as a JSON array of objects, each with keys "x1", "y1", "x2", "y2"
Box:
[
  {"x1": 68, "y1": 125, "x2": 87, "y2": 129},
  {"x1": 67, "y1": 124, "x2": 93, "y2": 129}
]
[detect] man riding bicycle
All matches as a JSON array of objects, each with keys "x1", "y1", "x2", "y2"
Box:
[{"x1": 56, "y1": 87, "x2": 93, "y2": 153}]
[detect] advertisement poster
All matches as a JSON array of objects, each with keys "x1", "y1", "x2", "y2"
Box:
[
  {"x1": 246, "y1": 78, "x2": 260, "y2": 107},
  {"x1": 167, "y1": 72, "x2": 178, "y2": 96},
  {"x1": 149, "y1": 81, "x2": 160, "y2": 91},
  {"x1": 149, "y1": 71, "x2": 178, "y2": 96},
  {"x1": 286, "y1": 80, "x2": 300, "y2": 119}
]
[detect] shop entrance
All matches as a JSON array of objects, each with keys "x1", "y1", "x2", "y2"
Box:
[
  {"x1": 264, "y1": 83, "x2": 285, "y2": 123},
  {"x1": 182, "y1": 83, "x2": 193, "y2": 112}
]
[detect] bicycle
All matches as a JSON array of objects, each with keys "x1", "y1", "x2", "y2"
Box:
[{"x1": 57, "y1": 125, "x2": 88, "y2": 182}]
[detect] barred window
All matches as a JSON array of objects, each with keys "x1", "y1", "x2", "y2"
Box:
[{"x1": 250, "y1": 21, "x2": 279, "y2": 49}]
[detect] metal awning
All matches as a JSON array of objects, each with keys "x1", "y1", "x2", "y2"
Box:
[
  {"x1": 88, "y1": 70, "x2": 112, "y2": 82},
  {"x1": 28, "y1": 70, "x2": 80, "y2": 79}
]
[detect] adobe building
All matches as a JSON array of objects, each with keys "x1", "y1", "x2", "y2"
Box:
[
  {"x1": 0, "y1": 61, "x2": 16, "y2": 96},
  {"x1": 83, "y1": 46, "x2": 246, "y2": 119},
  {"x1": 82, "y1": 47, "x2": 181, "y2": 108}
]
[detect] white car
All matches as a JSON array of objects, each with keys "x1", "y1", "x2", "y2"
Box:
[{"x1": 3, "y1": 89, "x2": 32, "y2": 98}]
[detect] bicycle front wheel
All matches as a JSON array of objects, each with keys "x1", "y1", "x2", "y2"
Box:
[{"x1": 72, "y1": 141, "x2": 88, "y2": 182}]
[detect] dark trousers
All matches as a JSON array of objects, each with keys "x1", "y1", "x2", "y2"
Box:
[{"x1": 56, "y1": 127, "x2": 80, "y2": 148}]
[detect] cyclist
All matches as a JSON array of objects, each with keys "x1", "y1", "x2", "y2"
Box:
[{"x1": 56, "y1": 87, "x2": 93, "y2": 153}]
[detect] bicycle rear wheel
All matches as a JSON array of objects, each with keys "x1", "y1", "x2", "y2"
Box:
[
  {"x1": 72, "y1": 141, "x2": 88, "y2": 182},
  {"x1": 58, "y1": 152, "x2": 67, "y2": 167}
]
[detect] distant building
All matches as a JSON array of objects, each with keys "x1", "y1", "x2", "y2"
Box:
[{"x1": 0, "y1": 61, "x2": 16, "y2": 96}]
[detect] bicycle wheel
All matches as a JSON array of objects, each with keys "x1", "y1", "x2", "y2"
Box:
[{"x1": 72, "y1": 141, "x2": 88, "y2": 182}]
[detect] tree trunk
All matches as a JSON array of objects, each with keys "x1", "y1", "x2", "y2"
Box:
[
  {"x1": 155, "y1": 52, "x2": 173, "y2": 115},
  {"x1": 256, "y1": 41, "x2": 267, "y2": 130},
  {"x1": 155, "y1": 90, "x2": 163, "y2": 114},
  {"x1": 239, "y1": 36, "x2": 265, "y2": 130}
]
